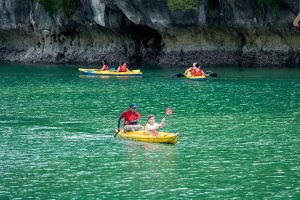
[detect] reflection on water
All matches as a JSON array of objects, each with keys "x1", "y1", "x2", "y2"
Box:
[{"x1": 0, "y1": 64, "x2": 300, "y2": 199}]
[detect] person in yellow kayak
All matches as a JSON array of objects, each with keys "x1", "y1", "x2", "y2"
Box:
[
  {"x1": 116, "y1": 62, "x2": 130, "y2": 72},
  {"x1": 116, "y1": 103, "x2": 144, "y2": 133},
  {"x1": 194, "y1": 63, "x2": 206, "y2": 77},
  {"x1": 144, "y1": 114, "x2": 165, "y2": 137},
  {"x1": 184, "y1": 62, "x2": 206, "y2": 77},
  {"x1": 100, "y1": 60, "x2": 109, "y2": 71},
  {"x1": 184, "y1": 62, "x2": 198, "y2": 76}
]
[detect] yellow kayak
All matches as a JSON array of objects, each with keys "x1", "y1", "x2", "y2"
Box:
[
  {"x1": 185, "y1": 75, "x2": 206, "y2": 81},
  {"x1": 78, "y1": 68, "x2": 142, "y2": 77},
  {"x1": 118, "y1": 130, "x2": 179, "y2": 145}
]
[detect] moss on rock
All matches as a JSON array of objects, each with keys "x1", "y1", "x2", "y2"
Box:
[
  {"x1": 35, "y1": 0, "x2": 80, "y2": 16},
  {"x1": 256, "y1": 0, "x2": 281, "y2": 16},
  {"x1": 167, "y1": 0, "x2": 198, "y2": 11}
]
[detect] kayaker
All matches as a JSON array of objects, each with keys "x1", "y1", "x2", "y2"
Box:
[
  {"x1": 116, "y1": 62, "x2": 130, "y2": 72},
  {"x1": 100, "y1": 60, "x2": 109, "y2": 71},
  {"x1": 184, "y1": 62, "x2": 198, "y2": 76},
  {"x1": 194, "y1": 63, "x2": 206, "y2": 77},
  {"x1": 144, "y1": 114, "x2": 165, "y2": 137},
  {"x1": 116, "y1": 103, "x2": 144, "y2": 133}
]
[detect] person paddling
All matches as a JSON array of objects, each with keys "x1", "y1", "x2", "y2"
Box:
[
  {"x1": 116, "y1": 62, "x2": 130, "y2": 72},
  {"x1": 116, "y1": 103, "x2": 144, "y2": 133},
  {"x1": 144, "y1": 114, "x2": 165, "y2": 137},
  {"x1": 184, "y1": 62, "x2": 198, "y2": 76},
  {"x1": 194, "y1": 63, "x2": 206, "y2": 77},
  {"x1": 100, "y1": 60, "x2": 109, "y2": 71}
]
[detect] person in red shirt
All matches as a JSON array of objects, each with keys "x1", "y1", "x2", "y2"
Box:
[
  {"x1": 116, "y1": 103, "x2": 144, "y2": 132},
  {"x1": 100, "y1": 60, "x2": 109, "y2": 71},
  {"x1": 116, "y1": 62, "x2": 130, "y2": 72}
]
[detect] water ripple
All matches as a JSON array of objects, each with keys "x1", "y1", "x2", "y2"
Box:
[{"x1": 0, "y1": 65, "x2": 300, "y2": 199}]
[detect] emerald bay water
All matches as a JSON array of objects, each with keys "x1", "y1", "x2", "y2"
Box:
[{"x1": 0, "y1": 63, "x2": 299, "y2": 199}]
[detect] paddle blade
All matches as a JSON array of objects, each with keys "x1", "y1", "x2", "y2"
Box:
[
  {"x1": 209, "y1": 73, "x2": 218, "y2": 77},
  {"x1": 166, "y1": 108, "x2": 172, "y2": 116},
  {"x1": 152, "y1": 130, "x2": 158, "y2": 137},
  {"x1": 176, "y1": 74, "x2": 185, "y2": 77}
]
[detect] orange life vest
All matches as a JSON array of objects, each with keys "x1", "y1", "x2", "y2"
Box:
[
  {"x1": 193, "y1": 68, "x2": 204, "y2": 76},
  {"x1": 102, "y1": 65, "x2": 109, "y2": 70},
  {"x1": 119, "y1": 64, "x2": 128, "y2": 72}
]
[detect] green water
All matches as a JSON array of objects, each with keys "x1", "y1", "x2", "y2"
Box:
[{"x1": 0, "y1": 63, "x2": 299, "y2": 199}]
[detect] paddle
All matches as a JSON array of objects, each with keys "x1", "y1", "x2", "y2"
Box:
[
  {"x1": 205, "y1": 71, "x2": 218, "y2": 77},
  {"x1": 114, "y1": 120, "x2": 132, "y2": 137},
  {"x1": 114, "y1": 128, "x2": 120, "y2": 137},
  {"x1": 174, "y1": 74, "x2": 186, "y2": 77}
]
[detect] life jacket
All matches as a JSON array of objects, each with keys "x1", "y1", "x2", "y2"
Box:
[
  {"x1": 190, "y1": 67, "x2": 198, "y2": 76},
  {"x1": 193, "y1": 68, "x2": 204, "y2": 76},
  {"x1": 102, "y1": 65, "x2": 109, "y2": 71},
  {"x1": 119, "y1": 64, "x2": 128, "y2": 72}
]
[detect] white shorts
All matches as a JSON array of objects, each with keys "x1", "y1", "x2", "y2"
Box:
[{"x1": 124, "y1": 125, "x2": 144, "y2": 132}]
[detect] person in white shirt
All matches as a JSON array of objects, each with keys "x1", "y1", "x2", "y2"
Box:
[{"x1": 144, "y1": 114, "x2": 165, "y2": 137}]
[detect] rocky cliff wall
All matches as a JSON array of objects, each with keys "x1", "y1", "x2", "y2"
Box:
[{"x1": 0, "y1": 0, "x2": 299, "y2": 66}]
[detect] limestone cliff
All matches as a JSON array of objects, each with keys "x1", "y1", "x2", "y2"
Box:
[{"x1": 0, "y1": 0, "x2": 299, "y2": 66}]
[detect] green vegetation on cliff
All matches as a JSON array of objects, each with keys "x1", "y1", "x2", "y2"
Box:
[
  {"x1": 256, "y1": 0, "x2": 281, "y2": 16},
  {"x1": 168, "y1": 0, "x2": 198, "y2": 11},
  {"x1": 35, "y1": 0, "x2": 80, "y2": 16}
]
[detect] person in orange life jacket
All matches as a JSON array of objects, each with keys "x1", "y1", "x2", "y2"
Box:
[
  {"x1": 144, "y1": 114, "x2": 165, "y2": 137},
  {"x1": 184, "y1": 62, "x2": 198, "y2": 76},
  {"x1": 116, "y1": 62, "x2": 130, "y2": 72},
  {"x1": 100, "y1": 60, "x2": 109, "y2": 71},
  {"x1": 193, "y1": 63, "x2": 206, "y2": 77},
  {"x1": 117, "y1": 103, "x2": 144, "y2": 132}
]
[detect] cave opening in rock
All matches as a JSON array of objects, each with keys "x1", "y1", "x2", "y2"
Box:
[{"x1": 126, "y1": 24, "x2": 163, "y2": 65}]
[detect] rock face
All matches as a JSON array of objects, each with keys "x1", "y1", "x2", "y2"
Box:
[{"x1": 0, "y1": 0, "x2": 299, "y2": 66}]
